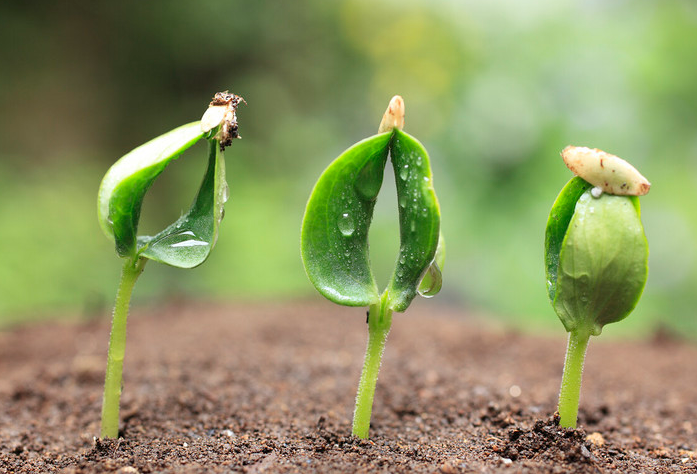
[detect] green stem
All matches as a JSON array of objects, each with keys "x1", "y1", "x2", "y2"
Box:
[
  {"x1": 352, "y1": 295, "x2": 393, "y2": 439},
  {"x1": 100, "y1": 257, "x2": 146, "y2": 438},
  {"x1": 558, "y1": 328, "x2": 591, "y2": 429}
]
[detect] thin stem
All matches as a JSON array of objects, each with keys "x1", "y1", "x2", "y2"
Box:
[
  {"x1": 352, "y1": 295, "x2": 393, "y2": 439},
  {"x1": 558, "y1": 328, "x2": 591, "y2": 429},
  {"x1": 100, "y1": 257, "x2": 146, "y2": 438}
]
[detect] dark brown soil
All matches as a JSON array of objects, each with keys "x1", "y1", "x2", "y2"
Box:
[{"x1": 0, "y1": 301, "x2": 695, "y2": 473}]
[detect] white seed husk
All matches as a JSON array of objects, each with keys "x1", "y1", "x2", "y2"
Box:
[
  {"x1": 378, "y1": 95, "x2": 405, "y2": 134},
  {"x1": 561, "y1": 146, "x2": 651, "y2": 196}
]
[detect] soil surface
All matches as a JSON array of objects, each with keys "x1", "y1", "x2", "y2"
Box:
[{"x1": 0, "y1": 301, "x2": 695, "y2": 473}]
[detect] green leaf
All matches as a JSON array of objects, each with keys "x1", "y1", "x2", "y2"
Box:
[
  {"x1": 544, "y1": 177, "x2": 592, "y2": 301},
  {"x1": 386, "y1": 130, "x2": 441, "y2": 311},
  {"x1": 551, "y1": 190, "x2": 649, "y2": 334},
  {"x1": 137, "y1": 140, "x2": 227, "y2": 268},
  {"x1": 301, "y1": 133, "x2": 391, "y2": 306},
  {"x1": 98, "y1": 122, "x2": 228, "y2": 268}
]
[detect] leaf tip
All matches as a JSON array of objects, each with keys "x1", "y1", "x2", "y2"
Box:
[{"x1": 378, "y1": 95, "x2": 405, "y2": 133}]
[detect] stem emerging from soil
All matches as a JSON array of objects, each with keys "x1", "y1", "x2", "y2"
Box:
[
  {"x1": 558, "y1": 327, "x2": 591, "y2": 429},
  {"x1": 352, "y1": 295, "x2": 393, "y2": 439},
  {"x1": 100, "y1": 257, "x2": 146, "y2": 438}
]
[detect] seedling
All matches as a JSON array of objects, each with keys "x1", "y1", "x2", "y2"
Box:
[
  {"x1": 545, "y1": 145, "x2": 650, "y2": 429},
  {"x1": 301, "y1": 96, "x2": 444, "y2": 439},
  {"x1": 96, "y1": 91, "x2": 244, "y2": 438}
]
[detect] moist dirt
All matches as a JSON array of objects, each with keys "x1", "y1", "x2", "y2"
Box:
[{"x1": 0, "y1": 301, "x2": 695, "y2": 473}]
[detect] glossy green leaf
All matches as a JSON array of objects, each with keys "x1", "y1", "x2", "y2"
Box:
[
  {"x1": 137, "y1": 140, "x2": 227, "y2": 268},
  {"x1": 98, "y1": 121, "x2": 228, "y2": 268},
  {"x1": 544, "y1": 177, "x2": 593, "y2": 301},
  {"x1": 386, "y1": 129, "x2": 441, "y2": 311},
  {"x1": 302, "y1": 128, "x2": 442, "y2": 311},
  {"x1": 549, "y1": 189, "x2": 649, "y2": 335},
  {"x1": 301, "y1": 133, "x2": 391, "y2": 306}
]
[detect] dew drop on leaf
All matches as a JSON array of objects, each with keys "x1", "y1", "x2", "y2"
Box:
[
  {"x1": 337, "y1": 212, "x2": 355, "y2": 237},
  {"x1": 400, "y1": 165, "x2": 409, "y2": 181},
  {"x1": 170, "y1": 239, "x2": 209, "y2": 248},
  {"x1": 221, "y1": 183, "x2": 230, "y2": 203}
]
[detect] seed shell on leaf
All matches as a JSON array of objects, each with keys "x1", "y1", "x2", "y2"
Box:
[
  {"x1": 561, "y1": 146, "x2": 650, "y2": 196},
  {"x1": 200, "y1": 91, "x2": 246, "y2": 150}
]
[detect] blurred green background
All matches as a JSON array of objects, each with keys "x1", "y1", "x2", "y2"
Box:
[{"x1": 1, "y1": 0, "x2": 696, "y2": 337}]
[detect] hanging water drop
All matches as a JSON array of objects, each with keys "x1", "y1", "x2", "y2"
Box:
[
  {"x1": 417, "y1": 261, "x2": 443, "y2": 298},
  {"x1": 337, "y1": 212, "x2": 355, "y2": 237}
]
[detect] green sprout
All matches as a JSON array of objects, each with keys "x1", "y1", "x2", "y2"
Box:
[
  {"x1": 301, "y1": 96, "x2": 444, "y2": 439},
  {"x1": 544, "y1": 146, "x2": 650, "y2": 429},
  {"x1": 96, "y1": 91, "x2": 244, "y2": 438}
]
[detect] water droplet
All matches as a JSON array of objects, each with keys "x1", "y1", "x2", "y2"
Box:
[
  {"x1": 410, "y1": 220, "x2": 416, "y2": 233},
  {"x1": 170, "y1": 239, "x2": 209, "y2": 248},
  {"x1": 418, "y1": 261, "x2": 443, "y2": 298},
  {"x1": 337, "y1": 213, "x2": 355, "y2": 237},
  {"x1": 399, "y1": 256, "x2": 406, "y2": 264},
  {"x1": 399, "y1": 194, "x2": 407, "y2": 208},
  {"x1": 156, "y1": 230, "x2": 211, "y2": 249},
  {"x1": 399, "y1": 165, "x2": 409, "y2": 180},
  {"x1": 416, "y1": 156, "x2": 423, "y2": 166},
  {"x1": 221, "y1": 183, "x2": 230, "y2": 203}
]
